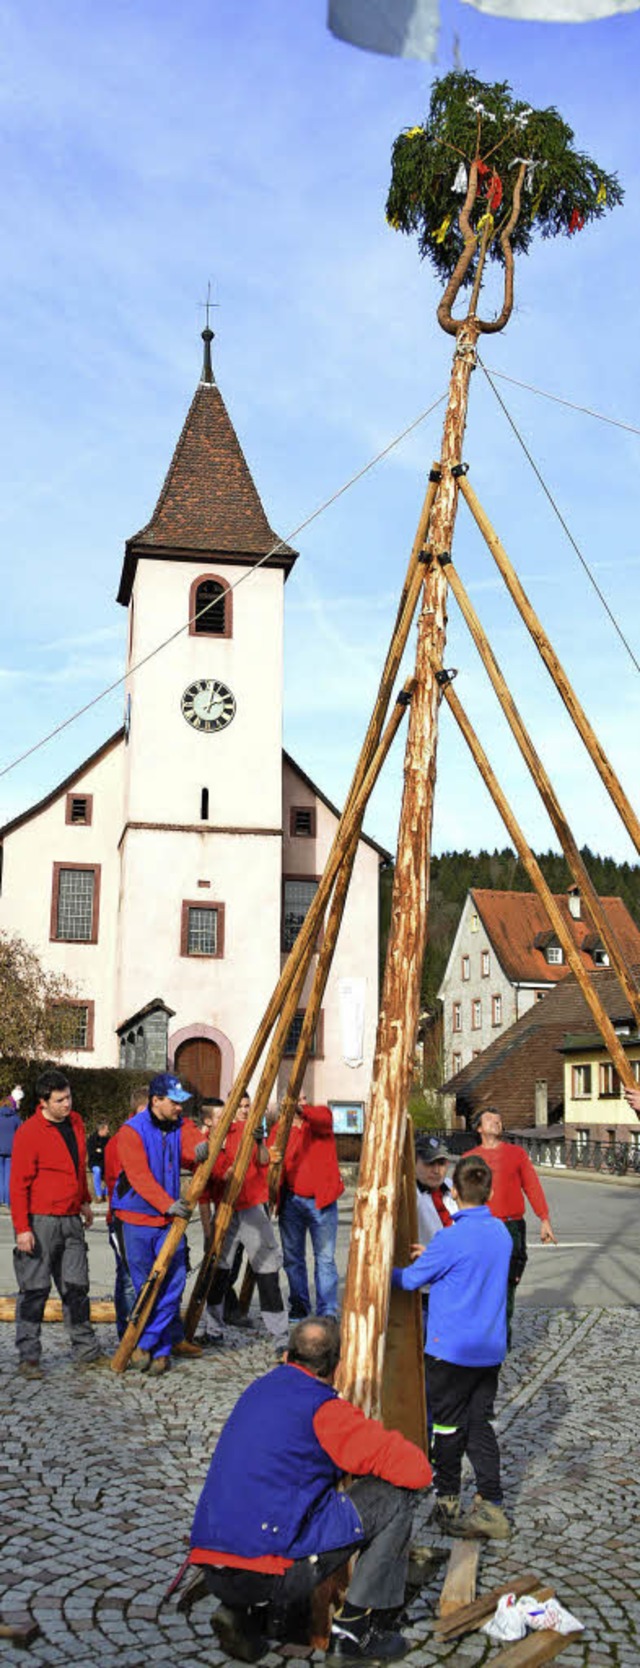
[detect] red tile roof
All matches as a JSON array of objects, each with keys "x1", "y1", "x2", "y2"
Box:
[
  {"x1": 471, "y1": 888, "x2": 640, "y2": 984},
  {"x1": 441, "y1": 964, "x2": 639, "y2": 1129},
  {"x1": 117, "y1": 376, "x2": 296, "y2": 604}
]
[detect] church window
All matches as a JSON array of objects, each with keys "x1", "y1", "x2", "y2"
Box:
[
  {"x1": 65, "y1": 793, "x2": 93, "y2": 826},
  {"x1": 282, "y1": 878, "x2": 320, "y2": 952},
  {"x1": 201, "y1": 788, "x2": 210, "y2": 821},
  {"x1": 49, "y1": 1000, "x2": 94, "y2": 1051},
  {"x1": 181, "y1": 900, "x2": 225, "y2": 958},
  {"x1": 51, "y1": 864, "x2": 100, "y2": 943},
  {"x1": 283, "y1": 1008, "x2": 324, "y2": 1058},
  {"x1": 189, "y1": 574, "x2": 232, "y2": 638},
  {"x1": 290, "y1": 806, "x2": 316, "y2": 838}
]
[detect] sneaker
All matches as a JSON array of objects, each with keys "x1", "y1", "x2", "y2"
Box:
[
  {"x1": 327, "y1": 1621, "x2": 408, "y2": 1664},
  {"x1": 17, "y1": 1360, "x2": 43, "y2": 1381},
  {"x1": 211, "y1": 1603, "x2": 267, "y2": 1663},
  {"x1": 129, "y1": 1348, "x2": 151, "y2": 1372},
  {"x1": 148, "y1": 1354, "x2": 171, "y2": 1376},
  {"x1": 171, "y1": 1340, "x2": 203, "y2": 1359},
  {"x1": 432, "y1": 1495, "x2": 461, "y2": 1534},
  {"x1": 455, "y1": 1496, "x2": 510, "y2": 1541}
]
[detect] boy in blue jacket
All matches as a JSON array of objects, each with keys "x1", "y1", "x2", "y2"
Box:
[{"x1": 392, "y1": 1153, "x2": 511, "y2": 1541}]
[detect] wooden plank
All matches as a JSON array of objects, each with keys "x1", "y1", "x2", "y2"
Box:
[
  {"x1": 380, "y1": 1120, "x2": 428, "y2": 1451},
  {"x1": 0, "y1": 1297, "x2": 115, "y2": 1324},
  {"x1": 490, "y1": 1631, "x2": 582, "y2": 1667},
  {"x1": 434, "y1": 1573, "x2": 546, "y2": 1639},
  {"x1": 0, "y1": 1621, "x2": 40, "y2": 1643},
  {"x1": 438, "y1": 1540, "x2": 481, "y2": 1618}
]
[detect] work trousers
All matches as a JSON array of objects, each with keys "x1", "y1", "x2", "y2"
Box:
[
  {"x1": 425, "y1": 1354, "x2": 502, "y2": 1503},
  {"x1": 108, "y1": 1221, "x2": 136, "y2": 1339},
  {"x1": 13, "y1": 1213, "x2": 100, "y2": 1364},
  {"x1": 0, "y1": 1155, "x2": 12, "y2": 1207},
  {"x1": 122, "y1": 1221, "x2": 187, "y2": 1357},
  {"x1": 504, "y1": 1218, "x2": 528, "y2": 1349},
  {"x1": 200, "y1": 1476, "x2": 414, "y2": 1618},
  {"x1": 279, "y1": 1195, "x2": 339, "y2": 1318},
  {"x1": 210, "y1": 1205, "x2": 288, "y2": 1348}
]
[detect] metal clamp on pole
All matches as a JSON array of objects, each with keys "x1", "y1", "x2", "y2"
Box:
[
  {"x1": 429, "y1": 466, "x2": 443, "y2": 483},
  {"x1": 437, "y1": 552, "x2": 452, "y2": 567},
  {"x1": 396, "y1": 688, "x2": 413, "y2": 707},
  {"x1": 436, "y1": 668, "x2": 458, "y2": 688},
  {"x1": 451, "y1": 463, "x2": 469, "y2": 478}
]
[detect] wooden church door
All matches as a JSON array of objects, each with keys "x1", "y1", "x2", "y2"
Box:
[{"x1": 175, "y1": 1038, "x2": 222, "y2": 1099}]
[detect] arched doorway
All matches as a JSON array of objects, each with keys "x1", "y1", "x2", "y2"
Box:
[{"x1": 175, "y1": 1038, "x2": 222, "y2": 1100}]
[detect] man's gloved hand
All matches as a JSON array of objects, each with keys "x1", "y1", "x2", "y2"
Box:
[
  {"x1": 168, "y1": 1199, "x2": 191, "y2": 1220},
  {"x1": 255, "y1": 1120, "x2": 267, "y2": 1145},
  {"x1": 194, "y1": 1141, "x2": 209, "y2": 1164}
]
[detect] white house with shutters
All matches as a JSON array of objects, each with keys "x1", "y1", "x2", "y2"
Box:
[{"x1": 0, "y1": 332, "x2": 386, "y2": 1113}]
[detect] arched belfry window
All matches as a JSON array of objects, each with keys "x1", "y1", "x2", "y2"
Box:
[{"x1": 189, "y1": 573, "x2": 232, "y2": 638}]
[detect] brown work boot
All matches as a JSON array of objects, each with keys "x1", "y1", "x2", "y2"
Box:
[
  {"x1": 148, "y1": 1354, "x2": 171, "y2": 1376},
  {"x1": 432, "y1": 1496, "x2": 461, "y2": 1534},
  {"x1": 75, "y1": 1353, "x2": 112, "y2": 1371},
  {"x1": 18, "y1": 1360, "x2": 43, "y2": 1381},
  {"x1": 129, "y1": 1348, "x2": 151, "y2": 1372},
  {"x1": 456, "y1": 1496, "x2": 510, "y2": 1541},
  {"x1": 171, "y1": 1339, "x2": 203, "y2": 1359}
]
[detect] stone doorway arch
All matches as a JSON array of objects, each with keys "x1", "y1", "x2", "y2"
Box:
[{"x1": 169, "y1": 1024, "x2": 234, "y2": 1100}]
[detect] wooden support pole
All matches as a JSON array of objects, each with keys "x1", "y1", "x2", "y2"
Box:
[
  {"x1": 439, "y1": 675, "x2": 639, "y2": 1092},
  {"x1": 338, "y1": 323, "x2": 480, "y2": 1418},
  {"x1": 183, "y1": 684, "x2": 415, "y2": 1339},
  {"x1": 380, "y1": 1115, "x2": 428, "y2": 1451},
  {"x1": 444, "y1": 554, "x2": 640, "y2": 1032},
  {"x1": 458, "y1": 471, "x2": 640, "y2": 858}
]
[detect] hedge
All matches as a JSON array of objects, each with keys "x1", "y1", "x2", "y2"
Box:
[{"x1": 0, "y1": 1060, "x2": 150, "y2": 1135}]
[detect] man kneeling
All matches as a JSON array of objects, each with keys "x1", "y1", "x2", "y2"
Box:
[{"x1": 189, "y1": 1316, "x2": 431, "y2": 1664}]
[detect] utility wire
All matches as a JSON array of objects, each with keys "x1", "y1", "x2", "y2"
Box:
[
  {"x1": 482, "y1": 366, "x2": 640, "y2": 439},
  {"x1": 479, "y1": 357, "x2": 640, "y2": 678},
  {"x1": 0, "y1": 392, "x2": 446, "y2": 785}
]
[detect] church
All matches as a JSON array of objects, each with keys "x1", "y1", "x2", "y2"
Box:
[{"x1": 0, "y1": 330, "x2": 386, "y2": 1117}]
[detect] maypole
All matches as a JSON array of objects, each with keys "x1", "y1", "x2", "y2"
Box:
[{"x1": 338, "y1": 70, "x2": 622, "y2": 1417}]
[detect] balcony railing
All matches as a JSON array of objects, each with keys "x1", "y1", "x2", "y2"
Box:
[{"x1": 428, "y1": 1128, "x2": 640, "y2": 1177}]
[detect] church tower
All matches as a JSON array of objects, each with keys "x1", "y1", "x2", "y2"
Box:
[{"x1": 115, "y1": 330, "x2": 297, "y2": 1097}]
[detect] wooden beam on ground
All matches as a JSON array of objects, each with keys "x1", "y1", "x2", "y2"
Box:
[
  {"x1": 438, "y1": 674, "x2": 639, "y2": 1093},
  {"x1": 433, "y1": 1572, "x2": 546, "y2": 1639},
  {"x1": 0, "y1": 1297, "x2": 115, "y2": 1324},
  {"x1": 458, "y1": 471, "x2": 640, "y2": 859},
  {"x1": 381, "y1": 1117, "x2": 428, "y2": 1453},
  {"x1": 0, "y1": 1620, "x2": 40, "y2": 1644},
  {"x1": 489, "y1": 1631, "x2": 583, "y2": 1667},
  {"x1": 437, "y1": 1540, "x2": 481, "y2": 1619}
]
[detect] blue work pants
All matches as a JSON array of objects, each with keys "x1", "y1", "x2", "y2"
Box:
[{"x1": 122, "y1": 1221, "x2": 186, "y2": 1356}]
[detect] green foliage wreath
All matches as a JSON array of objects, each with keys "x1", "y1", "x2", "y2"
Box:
[{"x1": 386, "y1": 70, "x2": 622, "y2": 287}]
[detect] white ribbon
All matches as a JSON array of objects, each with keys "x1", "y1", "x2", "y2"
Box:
[{"x1": 453, "y1": 161, "x2": 468, "y2": 193}]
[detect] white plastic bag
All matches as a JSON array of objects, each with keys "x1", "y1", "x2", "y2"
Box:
[
  {"x1": 482, "y1": 1593, "x2": 528, "y2": 1642},
  {"x1": 483, "y1": 1592, "x2": 584, "y2": 1642}
]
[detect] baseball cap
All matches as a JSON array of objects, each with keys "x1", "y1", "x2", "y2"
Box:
[
  {"x1": 415, "y1": 1134, "x2": 451, "y2": 1163},
  {"x1": 148, "y1": 1073, "x2": 192, "y2": 1104}
]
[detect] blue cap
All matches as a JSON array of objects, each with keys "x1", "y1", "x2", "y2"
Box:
[{"x1": 148, "y1": 1073, "x2": 192, "y2": 1104}]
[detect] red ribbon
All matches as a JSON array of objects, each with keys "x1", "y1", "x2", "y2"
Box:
[
  {"x1": 569, "y1": 207, "x2": 585, "y2": 235},
  {"x1": 474, "y1": 159, "x2": 502, "y2": 212}
]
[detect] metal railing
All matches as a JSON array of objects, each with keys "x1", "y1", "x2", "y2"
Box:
[{"x1": 427, "y1": 1128, "x2": 640, "y2": 1177}]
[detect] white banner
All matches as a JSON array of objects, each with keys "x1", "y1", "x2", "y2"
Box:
[
  {"x1": 328, "y1": 0, "x2": 639, "y2": 61},
  {"x1": 338, "y1": 977, "x2": 367, "y2": 1068}
]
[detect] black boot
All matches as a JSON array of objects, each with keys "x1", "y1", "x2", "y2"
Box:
[
  {"x1": 211, "y1": 1604, "x2": 267, "y2": 1663},
  {"x1": 327, "y1": 1609, "x2": 408, "y2": 1665}
]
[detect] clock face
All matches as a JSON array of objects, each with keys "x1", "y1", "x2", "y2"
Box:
[{"x1": 181, "y1": 678, "x2": 236, "y2": 733}]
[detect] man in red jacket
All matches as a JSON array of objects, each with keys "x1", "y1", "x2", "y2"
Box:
[
  {"x1": 276, "y1": 1091, "x2": 344, "y2": 1320},
  {"x1": 189, "y1": 1315, "x2": 432, "y2": 1665},
  {"x1": 10, "y1": 1069, "x2": 104, "y2": 1379},
  {"x1": 468, "y1": 1106, "x2": 557, "y2": 1344},
  {"x1": 204, "y1": 1092, "x2": 288, "y2": 1352}
]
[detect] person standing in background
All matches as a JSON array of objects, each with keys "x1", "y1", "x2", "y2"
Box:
[{"x1": 0, "y1": 1086, "x2": 24, "y2": 1207}]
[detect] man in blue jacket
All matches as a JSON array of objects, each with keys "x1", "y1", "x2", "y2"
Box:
[
  {"x1": 189, "y1": 1315, "x2": 432, "y2": 1664},
  {"x1": 393, "y1": 1154, "x2": 511, "y2": 1542}
]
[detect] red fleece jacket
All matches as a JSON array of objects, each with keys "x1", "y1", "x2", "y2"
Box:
[
  {"x1": 279, "y1": 1104, "x2": 344, "y2": 1210},
  {"x1": 467, "y1": 1141, "x2": 550, "y2": 1222},
  {"x1": 10, "y1": 1106, "x2": 91, "y2": 1235}
]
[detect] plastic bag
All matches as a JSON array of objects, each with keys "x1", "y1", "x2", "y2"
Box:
[{"x1": 483, "y1": 1593, "x2": 583, "y2": 1642}]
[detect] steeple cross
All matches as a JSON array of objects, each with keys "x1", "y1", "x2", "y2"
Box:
[{"x1": 199, "y1": 281, "x2": 219, "y2": 331}]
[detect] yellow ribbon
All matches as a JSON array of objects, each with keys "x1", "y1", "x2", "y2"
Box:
[
  {"x1": 432, "y1": 213, "x2": 452, "y2": 243},
  {"x1": 404, "y1": 125, "x2": 423, "y2": 139},
  {"x1": 596, "y1": 181, "x2": 607, "y2": 206},
  {"x1": 477, "y1": 211, "x2": 494, "y2": 237},
  {"x1": 386, "y1": 212, "x2": 402, "y2": 230}
]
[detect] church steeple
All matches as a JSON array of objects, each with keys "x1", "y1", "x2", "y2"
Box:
[{"x1": 117, "y1": 332, "x2": 297, "y2": 605}]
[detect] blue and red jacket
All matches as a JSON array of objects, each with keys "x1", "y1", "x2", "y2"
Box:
[
  {"x1": 190, "y1": 1362, "x2": 431, "y2": 1571},
  {"x1": 113, "y1": 1107, "x2": 200, "y2": 1227}
]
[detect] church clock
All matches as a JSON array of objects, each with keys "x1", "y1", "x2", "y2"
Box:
[{"x1": 181, "y1": 678, "x2": 236, "y2": 733}]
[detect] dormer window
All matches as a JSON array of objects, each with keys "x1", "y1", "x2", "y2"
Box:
[
  {"x1": 592, "y1": 947, "x2": 610, "y2": 967},
  {"x1": 546, "y1": 945, "x2": 563, "y2": 965},
  {"x1": 189, "y1": 574, "x2": 232, "y2": 638}
]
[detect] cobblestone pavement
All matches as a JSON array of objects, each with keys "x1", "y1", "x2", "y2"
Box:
[{"x1": 1, "y1": 1306, "x2": 639, "y2": 1668}]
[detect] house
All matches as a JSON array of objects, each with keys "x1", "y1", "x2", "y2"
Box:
[
  {"x1": 438, "y1": 885, "x2": 640, "y2": 1083},
  {"x1": 440, "y1": 962, "x2": 640, "y2": 1146},
  {"x1": 0, "y1": 330, "x2": 387, "y2": 1108}
]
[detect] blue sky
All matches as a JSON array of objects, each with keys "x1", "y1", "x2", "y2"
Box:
[{"x1": 1, "y1": 0, "x2": 639, "y2": 865}]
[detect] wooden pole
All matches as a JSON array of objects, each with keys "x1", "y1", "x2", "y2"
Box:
[
  {"x1": 444, "y1": 554, "x2": 640, "y2": 1031},
  {"x1": 439, "y1": 674, "x2": 639, "y2": 1091},
  {"x1": 458, "y1": 471, "x2": 640, "y2": 858},
  {"x1": 337, "y1": 322, "x2": 480, "y2": 1417},
  {"x1": 380, "y1": 1115, "x2": 428, "y2": 1451},
  {"x1": 182, "y1": 684, "x2": 414, "y2": 1339}
]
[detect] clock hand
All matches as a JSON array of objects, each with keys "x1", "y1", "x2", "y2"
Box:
[{"x1": 206, "y1": 686, "x2": 223, "y2": 714}]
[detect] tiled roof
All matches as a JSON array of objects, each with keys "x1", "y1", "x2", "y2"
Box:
[
  {"x1": 440, "y1": 964, "x2": 639, "y2": 1129},
  {"x1": 471, "y1": 888, "x2": 640, "y2": 984},
  {"x1": 117, "y1": 375, "x2": 296, "y2": 604}
]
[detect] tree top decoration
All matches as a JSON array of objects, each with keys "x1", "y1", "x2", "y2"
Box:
[{"x1": 386, "y1": 70, "x2": 623, "y2": 335}]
